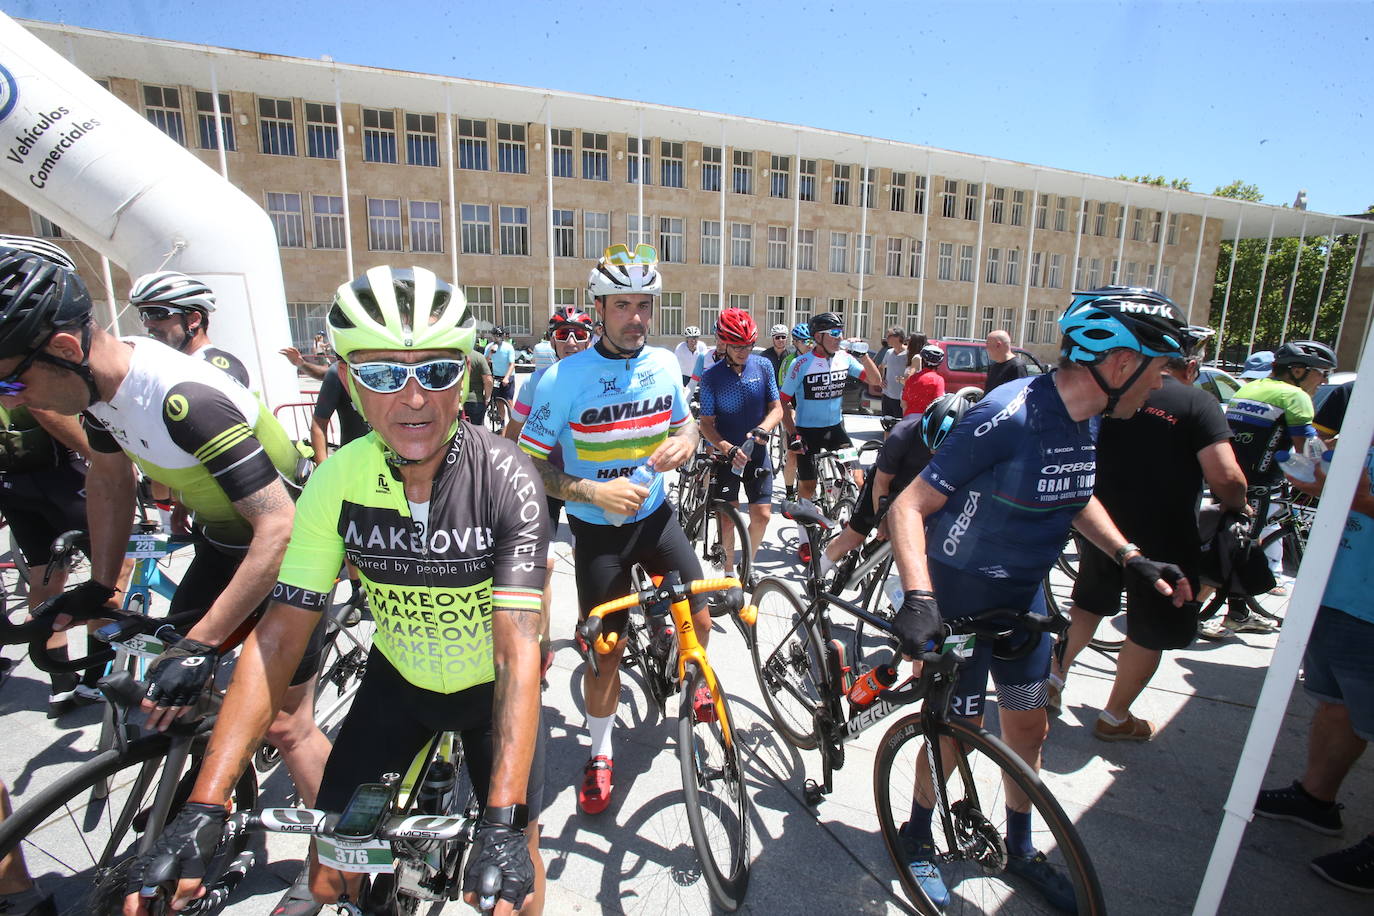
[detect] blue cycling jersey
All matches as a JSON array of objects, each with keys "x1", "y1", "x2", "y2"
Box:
[
  {"x1": 487, "y1": 341, "x2": 515, "y2": 376},
  {"x1": 518, "y1": 343, "x2": 689, "y2": 525},
  {"x1": 1322, "y1": 445, "x2": 1374, "y2": 625},
  {"x1": 781, "y1": 349, "x2": 864, "y2": 429},
  {"x1": 699, "y1": 354, "x2": 778, "y2": 445},
  {"x1": 920, "y1": 374, "x2": 1098, "y2": 585}
]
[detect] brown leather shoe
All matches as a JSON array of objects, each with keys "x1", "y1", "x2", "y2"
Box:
[{"x1": 1093, "y1": 713, "x2": 1155, "y2": 742}]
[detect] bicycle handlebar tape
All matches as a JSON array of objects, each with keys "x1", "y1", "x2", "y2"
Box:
[
  {"x1": 738, "y1": 604, "x2": 758, "y2": 628},
  {"x1": 688, "y1": 577, "x2": 741, "y2": 595},
  {"x1": 27, "y1": 625, "x2": 115, "y2": 674}
]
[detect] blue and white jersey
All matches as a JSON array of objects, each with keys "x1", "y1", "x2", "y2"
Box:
[
  {"x1": 781, "y1": 349, "x2": 865, "y2": 429},
  {"x1": 699, "y1": 354, "x2": 779, "y2": 445},
  {"x1": 920, "y1": 374, "x2": 1098, "y2": 585}
]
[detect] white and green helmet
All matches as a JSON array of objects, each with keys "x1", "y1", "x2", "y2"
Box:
[{"x1": 327, "y1": 265, "x2": 475, "y2": 360}]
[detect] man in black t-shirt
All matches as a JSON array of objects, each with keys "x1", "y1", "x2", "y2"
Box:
[
  {"x1": 310, "y1": 365, "x2": 370, "y2": 462},
  {"x1": 1052, "y1": 338, "x2": 1250, "y2": 740},
  {"x1": 1314, "y1": 379, "x2": 1353, "y2": 439},
  {"x1": 983, "y1": 329, "x2": 1028, "y2": 394}
]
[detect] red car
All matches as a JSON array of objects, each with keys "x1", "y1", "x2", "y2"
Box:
[{"x1": 926, "y1": 338, "x2": 1047, "y2": 396}]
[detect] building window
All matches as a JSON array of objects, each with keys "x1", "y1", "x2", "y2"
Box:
[
  {"x1": 890, "y1": 172, "x2": 907, "y2": 212},
  {"x1": 496, "y1": 122, "x2": 527, "y2": 174},
  {"x1": 1006, "y1": 248, "x2": 1021, "y2": 286},
  {"x1": 729, "y1": 293, "x2": 752, "y2": 313},
  {"x1": 458, "y1": 118, "x2": 489, "y2": 170},
  {"x1": 857, "y1": 234, "x2": 875, "y2": 275},
  {"x1": 937, "y1": 242, "x2": 954, "y2": 281},
  {"x1": 912, "y1": 174, "x2": 927, "y2": 214},
  {"x1": 258, "y1": 97, "x2": 296, "y2": 156},
  {"x1": 584, "y1": 211, "x2": 609, "y2": 258},
  {"x1": 798, "y1": 159, "x2": 817, "y2": 202},
  {"x1": 143, "y1": 85, "x2": 185, "y2": 145},
  {"x1": 829, "y1": 232, "x2": 849, "y2": 273},
  {"x1": 1074, "y1": 256, "x2": 1084, "y2": 289},
  {"x1": 1151, "y1": 211, "x2": 1163, "y2": 243},
  {"x1": 698, "y1": 293, "x2": 720, "y2": 332},
  {"x1": 954, "y1": 305, "x2": 971, "y2": 338},
  {"x1": 905, "y1": 302, "x2": 922, "y2": 336},
  {"x1": 194, "y1": 91, "x2": 234, "y2": 151},
  {"x1": 311, "y1": 195, "x2": 345, "y2": 250},
  {"x1": 701, "y1": 145, "x2": 722, "y2": 192},
  {"x1": 660, "y1": 291, "x2": 684, "y2": 336},
  {"x1": 1030, "y1": 252, "x2": 1043, "y2": 287},
  {"x1": 986, "y1": 248, "x2": 1001, "y2": 284},
  {"x1": 659, "y1": 218, "x2": 685, "y2": 263},
  {"x1": 700, "y1": 220, "x2": 721, "y2": 265},
  {"x1": 1088, "y1": 257, "x2": 1102, "y2": 287},
  {"x1": 1145, "y1": 263, "x2": 1157, "y2": 288},
  {"x1": 31, "y1": 213, "x2": 65, "y2": 239},
  {"x1": 627, "y1": 136, "x2": 650, "y2": 185},
  {"x1": 963, "y1": 183, "x2": 980, "y2": 221},
  {"x1": 886, "y1": 237, "x2": 903, "y2": 277},
  {"x1": 1167, "y1": 213, "x2": 1180, "y2": 245},
  {"x1": 554, "y1": 288, "x2": 578, "y2": 313},
  {"x1": 1036, "y1": 193, "x2": 1049, "y2": 230},
  {"x1": 304, "y1": 102, "x2": 337, "y2": 160},
  {"x1": 661, "y1": 141, "x2": 684, "y2": 188},
  {"x1": 990, "y1": 187, "x2": 1005, "y2": 224},
  {"x1": 627, "y1": 213, "x2": 650, "y2": 248},
  {"x1": 409, "y1": 201, "x2": 442, "y2": 253},
  {"x1": 1132, "y1": 209, "x2": 1145, "y2": 242},
  {"x1": 1054, "y1": 196, "x2": 1068, "y2": 232},
  {"x1": 1113, "y1": 205, "x2": 1125, "y2": 239},
  {"x1": 883, "y1": 301, "x2": 900, "y2": 331},
  {"x1": 941, "y1": 179, "x2": 958, "y2": 218},
  {"x1": 1110, "y1": 258, "x2": 1120, "y2": 285},
  {"x1": 499, "y1": 206, "x2": 529, "y2": 256},
  {"x1": 551, "y1": 128, "x2": 574, "y2": 178},
  {"x1": 286, "y1": 302, "x2": 329, "y2": 349},
  {"x1": 501, "y1": 287, "x2": 531, "y2": 335},
  {"x1": 909, "y1": 240, "x2": 923, "y2": 279},
  {"x1": 860, "y1": 168, "x2": 876, "y2": 208},
  {"x1": 1093, "y1": 201, "x2": 1107, "y2": 236},
  {"x1": 366, "y1": 197, "x2": 402, "y2": 251},
  {"x1": 465, "y1": 286, "x2": 496, "y2": 327},
  {"x1": 1048, "y1": 253, "x2": 1064, "y2": 289},
  {"x1": 766, "y1": 296, "x2": 788, "y2": 330},
  {"x1": 832, "y1": 164, "x2": 851, "y2": 206},
  {"x1": 767, "y1": 226, "x2": 789, "y2": 270},
  {"x1": 732, "y1": 150, "x2": 753, "y2": 194},
  {"x1": 980, "y1": 306, "x2": 996, "y2": 338},
  {"x1": 1001, "y1": 308, "x2": 1015, "y2": 333},
  {"x1": 852, "y1": 300, "x2": 870, "y2": 339},
  {"x1": 266, "y1": 192, "x2": 305, "y2": 248},
  {"x1": 794, "y1": 297, "x2": 813, "y2": 323},
  {"x1": 770, "y1": 155, "x2": 790, "y2": 199},
  {"x1": 829, "y1": 298, "x2": 847, "y2": 328},
  {"x1": 958, "y1": 244, "x2": 975, "y2": 282},
  {"x1": 406, "y1": 113, "x2": 439, "y2": 167},
  {"x1": 1161, "y1": 265, "x2": 1173, "y2": 295},
  {"x1": 1011, "y1": 189, "x2": 1025, "y2": 227},
  {"x1": 933, "y1": 304, "x2": 949, "y2": 338},
  {"x1": 362, "y1": 108, "x2": 398, "y2": 164},
  {"x1": 1026, "y1": 309, "x2": 1039, "y2": 344},
  {"x1": 460, "y1": 203, "x2": 492, "y2": 255},
  {"x1": 730, "y1": 222, "x2": 753, "y2": 267},
  {"x1": 1126, "y1": 261, "x2": 1138, "y2": 287},
  {"x1": 552, "y1": 209, "x2": 575, "y2": 258},
  {"x1": 797, "y1": 229, "x2": 816, "y2": 271},
  {"x1": 1080, "y1": 201, "x2": 1091, "y2": 235}
]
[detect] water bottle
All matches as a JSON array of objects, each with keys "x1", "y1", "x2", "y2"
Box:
[
  {"x1": 731, "y1": 439, "x2": 756, "y2": 477},
  {"x1": 1275, "y1": 450, "x2": 1315, "y2": 483},
  {"x1": 848, "y1": 651, "x2": 899, "y2": 711},
  {"x1": 417, "y1": 760, "x2": 457, "y2": 816},
  {"x1": 1302, "y1": 436, "x2": 1326, "y2": 463},
  {"x1": 1321, "y1": 449, "x2": 1334, "y2": 476},
  {"x1": 604, "y1": 465, "x2": 659, "y2": 526}
]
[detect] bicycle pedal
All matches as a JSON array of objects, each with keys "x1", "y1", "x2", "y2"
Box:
[{"x1": 802, "y1": 778, "x2": 827, "y2": 806}]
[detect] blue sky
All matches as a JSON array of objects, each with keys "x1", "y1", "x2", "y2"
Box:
[{"x1": 15, "y1": 0, "x2": 1372, "y2": 216}]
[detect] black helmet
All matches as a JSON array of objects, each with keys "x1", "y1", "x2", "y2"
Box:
[
  {"x1": 0, "y1": 248, "x2": 93, "y2": 359},
  {"x1": 1180, "y1": 325, "x2": 1216, "y2": 358},
  {"x1": 1273, "y1": 340, "x2": 1335, "y2": 371},
  {"x1": 808, "y1": 311, "x2": 844, "y2": 335},
  {"x1": 1058, "y1": 286, "x2": 1187, "y2": 414},
  {"x1": 919, "y1": 393, "x2": 970, "y2": 451}
]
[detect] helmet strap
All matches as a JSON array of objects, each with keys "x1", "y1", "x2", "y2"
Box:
[
  {"x1": 36, "y1": 320, "x2": 101, "y2": 407},
  {"x1": 1087, "y1": 352, "x2": 1152, "y2": 416}
]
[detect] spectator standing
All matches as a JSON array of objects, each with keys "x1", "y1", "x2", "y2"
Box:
[
  {"x1": 880, "y1": 326, "x2": 909, "y2": 423},
  {"x1": 675, "y1": 326, "x2": 707, "y2": 386},
  {"x1": 984, "y1": 329, "x2": 1028, "y2": 394},
  {"x1": 902, "y1": 344, "x2": 947, "y2": 418}
]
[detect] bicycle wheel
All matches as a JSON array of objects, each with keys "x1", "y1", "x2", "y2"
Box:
[
  {"x1": 0, "y1": 733, "x2": 257, "y2": 915},
  {"x1": 748, "y1": 578, "x2": 826, "y2": 749},
  {"x1": 677, "y1": 663, "x2": 751, "y2": 912},
  {"x1": 873, "y1": 713, "x2": 1105, "y2": 915},
  {"x1": 485, "y1": 399, "x2": 505, "y2": 434},
  {"x1": 698, "y1": 499, "x2": 752, "y2": 586}
]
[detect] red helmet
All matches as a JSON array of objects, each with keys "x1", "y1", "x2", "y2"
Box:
[
  {"x1": 550, "y1": 310, "x2": 593, "y2": 332},
  {"x1": 716, "y1": 308, "x2": 758, "y2": 346}
]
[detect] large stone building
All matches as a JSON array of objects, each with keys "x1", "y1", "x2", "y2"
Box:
[{"x1": 4, "y1": 19, "x2": 1371, "y2": 366}]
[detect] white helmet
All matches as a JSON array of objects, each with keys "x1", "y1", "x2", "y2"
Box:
[
  {"x1": 130, "y1": 270, "x2": 217, "y2": 314},
  {"x1": 770, "y1": 324, "x2": 789, "y2": 337},
  {"x1": 0, "y1": 235, "x2": 77, "y2": 272},
  {"x1": 587, "y1": 243, "x2": 662, "y2": 299},
  {"x1": 684, "y1": 326, "x2": 701, "y2": 337}
]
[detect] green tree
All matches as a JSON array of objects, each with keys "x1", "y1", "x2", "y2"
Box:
[{"x1": 1114, "y1": 174, "x2": 1193, "y2": 191}]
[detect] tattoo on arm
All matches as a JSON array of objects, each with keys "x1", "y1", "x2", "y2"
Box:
[
  {"x1": 493, "y1": 607, "x2": 543, "y2": 640},
  {"x1": 533, "y1": 458, "x2": 599, "y2": 503},
  {"x1": 234, "y1": 479, "x2": 293, "y2": 520}
]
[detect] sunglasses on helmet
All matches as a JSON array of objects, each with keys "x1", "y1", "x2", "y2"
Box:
[
  {"x1": 602, "y1": 243, "x2": 659, "y2": 265},
  {"x1": 348, "y1": 358, "x2": 466, "y2": 394}
]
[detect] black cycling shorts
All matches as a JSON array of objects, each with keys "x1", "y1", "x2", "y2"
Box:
[
  {"x1": 0, "y1": 465, "x2": 88, "y2": 567},
  {"x1": 493, "y1": 378, "x2": 515, "y2": 403},
  {"x1": 1070, "y1": 537, "x2": 1201, "y2": 652},
  {"x1": 172, "y1": 540, "x2": 326, "y2": 687},
  {"x1": 566, "y1": 501, "x2": 708, "y2": 632},
  {"x1": 709, "y1": 451, "x2": 774, "y2": 506},
  {"x1": 796, "y1": 424, "x2": 853, "y2": 482},
  {"x1": 546, "y1": 496, "x2": 565, "y2": 531},
  {"x1": 881, "y1": 396, "x2": 904, "y2": 420},
  {"x1": 847, "y1": 470, "x2": 882, "y2": 536},
  {"x1": 315, "y1": 648, "x2": 547, "y2": 821}
]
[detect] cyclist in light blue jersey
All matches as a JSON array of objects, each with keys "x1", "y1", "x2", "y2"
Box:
[{"x1": 486, "y1": 326, "x2": 517, "y2": 427}]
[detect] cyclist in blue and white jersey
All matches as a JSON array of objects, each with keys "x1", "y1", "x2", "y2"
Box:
[
  {"x1": 518, "y1": 244, "x2": 707, "y2": 816},
  {"x1": 887, "y1": 287, "x2": 1196, "y2": 911},
  {"x1": 486, "y1": 326, "x2": 517, "y2": 427}
]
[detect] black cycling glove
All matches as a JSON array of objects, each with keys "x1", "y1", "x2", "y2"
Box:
[
  {"x1": 893, "y1": 590, "x2": 942, "y2": 657},
  {"x1": 125, "y1": 802, "x2": 227, "y2": 895},
  {"x1": 37, "y1": 580, "x2": 116, "y2": 623},
  {"x1": 462, "y1": 820, "x2": 534, "y2": 907},
  {"x1": 145, "y1": 637, "x2": 219, "y2": 708},
  {"x1": 1123, "y1": 554, "x2": 1187, "y2": 591}
]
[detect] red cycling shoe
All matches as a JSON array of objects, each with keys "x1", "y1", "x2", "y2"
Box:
[{"x1": 579, "y1": 755, "x2": 614, "y2": 815}]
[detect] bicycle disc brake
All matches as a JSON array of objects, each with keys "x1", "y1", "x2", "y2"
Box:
[{"x1": 949, "y1": 798, "x2": 1007, "y2": 872}]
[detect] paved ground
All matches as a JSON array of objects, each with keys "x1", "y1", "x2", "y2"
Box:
[{"x1": 1, "y1": 412, "x2": 1370, "y2": 915}]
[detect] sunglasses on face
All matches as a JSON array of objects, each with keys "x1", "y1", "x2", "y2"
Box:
[
  {"x1": 349, "y1": 358, "x2": 466, "y2": 394},
  {"x1": 819, "y1": 328, "x2": 844, "y2": 338},
  {"x1": 773, "y1": 335, "x2": 787, "y2": 340},
  {"x1": 0, "y1": 346, "x2": 45, "y2": 396},
  {"x1": 137, "y1": 306, "x2": 187, "y2": 322},
  {"x1": 553, "y1": 327, "x2": 591, "y2": 342}
]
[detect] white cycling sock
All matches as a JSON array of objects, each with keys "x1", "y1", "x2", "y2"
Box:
[
  {"x1": 1098, "y1": 709, "x2": 1125, "y2": 726},
  {"x1": 588, "y1": 713, "x2": 615, "y2": 759}
]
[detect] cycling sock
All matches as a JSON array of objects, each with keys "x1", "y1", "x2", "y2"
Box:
[
  {"x1": 1006, "y1": 808, "x2": 1034, "y2": 858},
  {"x1": 47, "y1": 645, "x2": 75, "y2": 697},
  {"x1": 818, "y1": 551, "x2": 835, "y2": 576},
  {"x1": 588, "y1": 713, "x2": 615, "y2": 759},
  {"x1": 80, "y1": 635, "x2": 103, "y2": 688},
  {"x1": 1098, "y1": 709, "x2": 1125, "y2": 727},
  {"x1": 904, "y1": 801, "x2": 935, "y2": 844}
]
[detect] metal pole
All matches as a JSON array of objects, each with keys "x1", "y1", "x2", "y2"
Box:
[
  {"x1": 970, "y1": 163, "x2": 988, "y2": 316},
  {"x1": 1153, "y1": 198, "x2": 1171, "y2": 281},
  {"x1": 1114, "y1": 187, "x2": 1130, "y2": 281},
  {"x1": 1334, "y1": 230, "x2": 1366, "y2": 358},
  {"x1": 1070, "y1": 179, "x2": 1087, "y2": 291},
  {"x1": 1278, "y1": 213, "x2": 1309, "y2": 345},
  {"x1": 333, "y1": 74, "x2": 354, "y2": 280},
  {"x1": 636, "y1": 108, "x2": 645, "y2": 249},
  {"x1": 208, "y1": 62, "x2": 229, "y2": 180},
  {"x1": 855, "y1": 144, "x2": 871, "y2": 337},
  {"x1": 788, "y1": 132, "x2": 800, "y2": 328},
  {"x1": 1308, "y1": 218, "x2": 1339, "y2": 338},
  {"x1": 1018, "y1": 172, "x2": 1040, "y2": 345},
  {"x1": 544, "y1": 96, "x2": 555, "y2": 323},
  {"x1": 444, "y1": 86, "x2": 459, "y2": 284},
  {"x1": 1186, "y1": 200, "x2": 1211, "y2": 323},
  {"x1": 1247, "y1": 212, "x2": 1278, "y2": 352},
  {"x1": 1214, "y1": 209, "x2": 1245, "y2": 365},
  {"x1": 717, "y1": 121, "x2": 726, "y2": 317},
  {"x1": 917, "y1": 153, "x2": 932, "y2": 333}
]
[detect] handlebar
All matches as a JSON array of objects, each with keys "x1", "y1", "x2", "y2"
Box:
[
  {"x1": 24, "y1": 606, "x2": 203, "y2": 673},
  {"x1": 577, "y1": 576, "x2": 756, "y2": 656}
]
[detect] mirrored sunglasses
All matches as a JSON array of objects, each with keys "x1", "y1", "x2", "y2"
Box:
[
  {"x1": 602, "y1": 243, "x2": 658, "y2": 265},
  {"x1": 553, "y1": 327, "x2": 591, "y2": 342},
  {"x1": 349, "y1": 358, "x2": 466, "y2": 394},
  {"x1": 820, "y1": 328, "x2": 845, "y2": 338}
]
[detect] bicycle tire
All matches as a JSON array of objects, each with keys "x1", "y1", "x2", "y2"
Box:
[
  {"x1": 485, "y1": 399, "x2": 505, "y2": 435},
  {"x1": 873, "y1": 713, "x2": 1105, "y2": 916},
  {"x1": 697, "y1": 499, "x2": 752, "y2": 587},
  {"x1": 677, "y1": 662, "x2": 751, "y2": 912},
  {"x1": 0, "y1": 733, "x2": 257, "y2": 915},
  {"x1": 747, "y1": 577, "x2": 826, "y2": 750}
]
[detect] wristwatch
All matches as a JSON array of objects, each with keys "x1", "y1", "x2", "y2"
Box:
[{"x1": 1114, "y1": 542, "x2": 1141, "y2": 566}]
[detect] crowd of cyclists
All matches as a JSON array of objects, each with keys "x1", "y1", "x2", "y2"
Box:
[{"x1": 0, "y1": 226, "x2": 1368, "y2": 916}]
